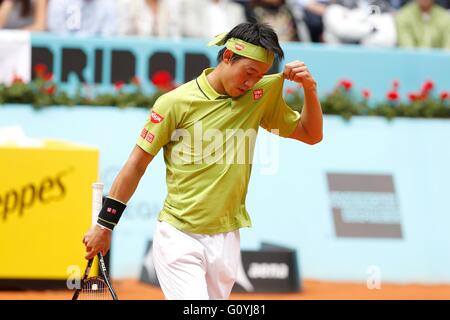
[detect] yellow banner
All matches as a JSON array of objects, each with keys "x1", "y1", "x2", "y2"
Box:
[{"x1": 0, "y1": 140, "x2": 98, "y2": 279}]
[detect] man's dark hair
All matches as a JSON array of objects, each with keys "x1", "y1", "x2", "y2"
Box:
[{"x1": 216, "y1": 22, "x2": 284, "y2": 63}]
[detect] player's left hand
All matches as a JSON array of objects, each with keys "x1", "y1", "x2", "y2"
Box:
[{"x1": 283, "y1": 61, "x2": 317, "y2": 91}]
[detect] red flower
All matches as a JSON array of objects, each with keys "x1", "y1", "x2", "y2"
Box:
[
  {"x1": 131, "y1": 76, "x2": 141, "y2": 86},
  {"x1": 392, "y1": 80, "x2": 400, "y2": 91},
  {"x1": 34, "y1": 64, "x2": 47, "y2": 76},
  {"x1": 151, "y1": 71, "x2": 177, "y2": 91},
  {"x1": 114, "y1": 80, "x2": 125, "y2": 91},
  {"x1": 152, "y1": 71, "x2": 173, "y2": 87},
  {"x1": 386, "y1": 90, "x2": 400, "y2": 101},
  {"x1": 45, "y1": 85, "x2": 56, "y2": 95},
  {"x1": 421, "y1": 80, "x2": 434, "y2": 94},
  {"x1": 43, "y1": 72, "x2": 53, "y2": 82},
  {"x1": 338, "y1": 79, "x2": 353, "y2": 91},
  {"x1": 408, "y1": 92, "x2": 421, "y2": 102},
  {"x1": 440, "y1": 91, "x2": 449, "y2": 101},
  {"x1": 285, "y1": 87, "x2": 296, "y2": 95},
  {"x1": 361, "y1": 89, "x2": 371, "y2": 99}
]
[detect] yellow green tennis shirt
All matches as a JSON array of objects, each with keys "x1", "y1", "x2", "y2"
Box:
[{"x1": 137, "y1": 68, "x2": 300, "y2": 234}]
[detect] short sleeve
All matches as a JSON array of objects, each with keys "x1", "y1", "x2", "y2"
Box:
[
  {"x1": 136, "y1": 95, "x2": 178, "y2": 156},
  {"x1": 260, "y1": 75, "x2": 301, "y2": 138}
]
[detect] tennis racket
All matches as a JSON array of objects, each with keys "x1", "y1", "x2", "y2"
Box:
[{"x1": 72, "y1": 182, "x2": 118, "y2": 300}]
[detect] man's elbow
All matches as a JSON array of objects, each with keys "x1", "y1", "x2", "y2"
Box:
[{"x1": 304, "y1": 134, "x2": 323, "y2": 145}]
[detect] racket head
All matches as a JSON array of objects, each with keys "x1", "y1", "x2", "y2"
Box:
[{"x1": 76, "y1": 276, "x2": 113, "y2": 300}]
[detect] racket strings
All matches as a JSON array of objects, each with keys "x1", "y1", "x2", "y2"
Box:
[{"x1": 79, "y1": 276, "x2": 112, "y2": 300}]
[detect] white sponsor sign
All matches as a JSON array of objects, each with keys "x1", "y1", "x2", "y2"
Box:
[{"x1": 0, "y1": 30, "x2": 31, "y2": 85}]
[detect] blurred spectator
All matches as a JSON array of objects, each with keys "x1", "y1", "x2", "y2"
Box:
[
  {"x1": 289, "y1": 0, "x2": 330, "y2": 42},
  {"x1": 396, "y1": 0, "x2": 450, "y2": 49},
  {"x1": 117, "y1": 0, "x2": 181, "y2": 37},
  {"x1": 47, "y1": 0, "x2": 117, "y2": 36},
  {"x1": 290, "y1": 0, "x2": 406, "y2": 43},
  {"x1": 249, "y1": 0, "x2": 309, "y2": 41},
  {"x1": 322, "y1": 0, "x2": 397, "y2": 47},
  {"x1": 435, "y1": 0, "x2": 449, "y2": 9},
  {"x1": 180, "y1": 0, "x2": 247, "y2": 38},
  {"x1": 0, "y1": 0, "x2": 47, "y2": 31},
  {"x1": 390, "y1": 0, "x2": 410, "y2": 9},
  {"x1": 234, "y1": 0, "x2": 257, "y2": 20}
]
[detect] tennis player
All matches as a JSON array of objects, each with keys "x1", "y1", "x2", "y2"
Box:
[{"x1": 82, "y1": 22, "x2": 323, "y2": 300}]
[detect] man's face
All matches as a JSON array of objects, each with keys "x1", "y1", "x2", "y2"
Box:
[
  {"x1": 417, "y1": 0, "x2": 434, "y2": 11},
  {"x1": 221, "y1": 53, "x2": 272, "y2": 97}
]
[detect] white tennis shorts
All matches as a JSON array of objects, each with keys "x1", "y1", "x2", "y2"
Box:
[{"x1": 152, "y1": 220, "x2": 241, "y2": 300}]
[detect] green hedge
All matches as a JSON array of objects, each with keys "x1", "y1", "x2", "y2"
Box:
[{"x1": 1, "y1": 66, "x2": 449, "y2": 120}]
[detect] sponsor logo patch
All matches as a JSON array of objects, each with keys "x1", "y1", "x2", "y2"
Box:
[
  {"x1": 253, "y1": 89, "x2": 264, "y2": 100},
  {"x1": 235, "y1": 44, "x2": 244, "y2": 51},
  {"x1": 150, "y1": 111, "x2": 164, "y2": 124},
  {"x1": 107, "y1": 207, "x2": 117, "y2": 215},
  {"x1": 140, "y1": 128, "x2": 148, "y2": 139},
  {"x1": 145, "y1": 132, "x2": 155, "y2": 144}
]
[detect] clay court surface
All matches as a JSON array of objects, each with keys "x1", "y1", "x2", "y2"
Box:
[{"x1": 0, "y1": 279, "x2": 449, "y2": 300}]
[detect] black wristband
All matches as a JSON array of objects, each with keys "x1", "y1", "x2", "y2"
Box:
[{"x1": 97, "y1": 197, "x2": 127, "y2": 230}]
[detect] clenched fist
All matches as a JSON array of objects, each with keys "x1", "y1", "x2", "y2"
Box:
[{"x1": 283, "y1": 61, "x2": 317, "y2": 90}]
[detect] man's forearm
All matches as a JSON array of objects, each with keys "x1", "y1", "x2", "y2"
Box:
[
  {"x1": 108, "y1": 161, "x2": 146, "y2": 204},
  {"x1": 300, "y1": 86, "x2": 323, "y2": 141}
]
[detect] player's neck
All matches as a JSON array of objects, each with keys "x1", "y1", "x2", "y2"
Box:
[{"x1": 206, "y1": 66, "x2": 227, "y2": 96}]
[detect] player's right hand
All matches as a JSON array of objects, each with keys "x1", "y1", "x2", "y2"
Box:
[{"x1": 82, "y1": 225, "x2": 112, "y2": 259}]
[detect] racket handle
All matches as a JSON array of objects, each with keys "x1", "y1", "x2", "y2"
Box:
[{"x1": 91, "y1": 182, "x2": 104, "y2": 226}]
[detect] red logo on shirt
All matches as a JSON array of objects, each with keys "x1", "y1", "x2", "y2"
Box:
[
  {"x1": 253, "y1": 89, "x2": 264, "y2": 100},
  {"x1": 235, "y1": 44, "x2": 244, "y2": 51},
  {"x1": 150, "y1": 111, "x2": 164, "y2": 124},
  {"x1": 140, "y1": 128, "x2": 148, "y2": 139},
  {"x1": 145, "y1": 132, "x2": 155, "y2": 144}
]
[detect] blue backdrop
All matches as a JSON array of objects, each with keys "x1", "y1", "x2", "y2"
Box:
[
  {"x1": 2, "y1": 35, "x2": 450, "y2": 284},
  {"x1": 2, "y1": 105, "x2": 450, "y2": 284}
]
